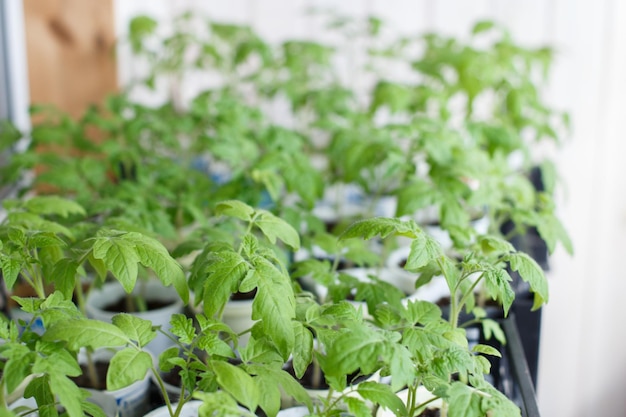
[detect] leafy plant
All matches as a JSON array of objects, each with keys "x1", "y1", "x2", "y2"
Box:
[
  {"x1": 328, "y1": 217, "x2": 549, "y2": 416},
  {"x1": 188, "y1": 200, "x2": 300, "y2": 359}
]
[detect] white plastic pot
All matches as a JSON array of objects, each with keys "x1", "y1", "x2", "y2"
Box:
[
  {"x1": 144, "y1": 400, "x2": 251, "y2": 417},
  {"x1": 76, "y1": 348, "x2": 151, "y2": 417},
  {"x1": 86, "y1": 280, "x2": 184, "y2": 355},
  {"x1": 221, "y1": 299, "x2": 255, "y2": 347},
  {"x1": 143, "y1": 400, "x2": 202, "y2": 417},
  {"x1": 277, "y1": 406, "x2": 311, "y2": 417},
  {"x1": 314, "y1": 267, "x2": 424, "y2": 318},
  {"x1": 280, "y1": 368, "x2": 379, "y2": 410},
  {"x1": 385, "y1": 246, "x2": 450, "y2": 304},
  {"x1": 376, "y1": 387, "x2": 442, "y2": 417}
]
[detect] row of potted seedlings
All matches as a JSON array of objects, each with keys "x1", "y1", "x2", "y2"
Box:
[
  {"x1": 0, "y1": 11, "x2": 571, "y2": 417},
  {"x1": 0, "y1": 194, "x2": 548, "y2": 417}
]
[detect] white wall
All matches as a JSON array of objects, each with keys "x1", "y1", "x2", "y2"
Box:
[{"x1": 112, "y1": 1, "x2": 626, "y2": 415}]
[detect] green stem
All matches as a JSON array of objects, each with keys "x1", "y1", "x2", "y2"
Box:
[
  {"x1": 151, "y1": 365, "x2": 175, "y2": 417},
  {"x1": 84, "y1": 349, "x2": 101, "y2": 390}
]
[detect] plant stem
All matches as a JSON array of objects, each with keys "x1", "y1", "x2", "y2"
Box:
[
  {"x1": 311, "y1": 357, "x2": 322, "y2": 389},
  {"x1": 84, "y1": 349, "x2": 101, "y2": 390},
  {"x1": 151, "y1": 365, "x2": 175, "y2": 417}
]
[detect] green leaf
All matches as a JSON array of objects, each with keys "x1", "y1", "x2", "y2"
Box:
[
  {"x1": 405, "y1": 234, "x2": 443, "y2": 271},
  {"x1": 387, "y1": 343, "x2": 416, "y2": 392},
  {"x1": 324, "y1": 326, "x2": 386, "y2": 379},
  {"x1": 478, "y1": 235, "x2": 515, "y2": 254},
  {"x1": 121, "y1": 232, "x2": 189, "y2": 303},
  {"x1": 197, "y1": 332, "x2": 235, "y2": 358},
  {"x1": 49, "y1": 374, "x2": 83, "y2": 417},
  {"x1": 255, "y1": 210, "x2": 300, "y2": 250},
  {"x1": 24, "y1": 375, "x2": 57, "y2": 417},
  {"x1": 405, "y1": 300, "x2": 442, "y2": 325},
  {"x1": 472, "y1": 344, "x2": 502, "y2": 358},
  {"x1": 91, "y1": 234, "x2": 140, "y2": 293},
  {"x1": 536, "y1": 212, "x2": 573, "y2": 255},
  {"x1": 248, "y1": 364, "x2": 313, "y2": 417},
  {"x1": 481, "y1": 319, "x2": 506, "y2": 345},
  {"x1": 481, "y1": 268, "x2": 515, "y2": 315},
  {"x1": 44, "y1": 319, "x2": 129, "y2": 350},
  {"x1": 292, "y1": 321, "x2": 313, "y2": 379},
  {"x1": 111, "y1": 314, "x2": 156, "y2": 348},
  {"x1": 344, "y1": 397, "x2": 371, "y2": 417},
  {"x1": 4, "y1": 350, "x2": 33, "y2": 394},
  {"x1": 507, "y1": 252, "x2": 548, "y2": 309},
  {"x1": 107, "y1": 348, "x2": 152, "y2": 391},
  {"x1": 252, "y1": 257, "x2": 295, "y2": 358},
  {"x1": 170, "y1": 313, "x2": 196, "y2": 344},
  {"x1": 215, "y1": 200, "x2": 255, "y2": 222},
  {"x1": 358, "y1": 381, "x2": 408, "y2": 416},
  {"x1": 32, "y1": 348, "x2": 81, "y2": 378},
  {"x1": 212, "y1": 360, "x2": 260, "y2": 412},
  {"x1": 472, "y1": 20, "x2": 496, "y2": 35},
  {"x1": 340, "y1": 217, "x2": 418, "y2": 241},
  {"x1": 0, "y1": 256, "x2": 21, "y2": 289},
  {"x1": 24, "y1": 196, "x2": 86, "y2": 218},
  {"x1": 199, "y1": 251, "x2": 249, "y2": 317},
  {"x1": 49, "y1": 259, "x2": 79, "y2": 299},
  {"x1": 446, "y1": 382, "x2": 483, "y2": 417}
]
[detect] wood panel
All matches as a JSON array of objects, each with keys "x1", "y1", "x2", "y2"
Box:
[{"x1": 23, "y1": 0, "x2": 117, "y2": 118}]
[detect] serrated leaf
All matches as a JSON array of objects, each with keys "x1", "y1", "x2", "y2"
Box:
[
  {"x1": 24, "y1": 375, "x2": 57, "y2": 417},
  {"x1": 4, "y1": 351, "x2": 34, "y2": 394},
  {"x1": 158, "y1": 347, "x2": 180, "y2": 372},
  {"x1": 199, "y1": 251, "x2": 249, "y2": 317},
  {"x1": 255, "y1": 210, "x2": 300, "y2": 250},
  {"x1": 357, "y1": 381, "x2": 407, "y2": 417},
  {"x1": 43, "y1": 319, "x2": 129, "y2": 350},
  {"x1": 121, "y1": 232, "x2": 188, "y2": 303},
  {"x1": 292, "y1": 321, "x2": 313, "y2": 379},
  {"x1": 0, "y1": 256, "x2": 22, "y2": 289},
  {"x1": 212, "y1": 360, "x2": 259, "y2": 412},
  {"x1": 405, "y1": 234, "x2": 443, "y2": 271},
  {"x1": 29, "y1": 232, "x2": 67, "y2": 249},
  {"x1": 24, "y1": 196, "x2": 86, "y2": 218},
  {"x1": 405, "y1": 300, "x2": 442, "y2": 325},
  {"x1": 446, "y1": 382, "x2": 483, "y2": 417},
  {"x1": 340, "y1": 218, "x2": 417, "y2": 241},
  {"x1": 107, "y1": 348, "x2": 151, "y2": 391},
  {"x1": 507, "y1": 252, "x2": 548, "y2": 309},
  {"x1": 248, "y1": 364, "x2": 313, "y2": 417},
  {"x1": 481, "y1": 319, "x2": 506, "y2": 345},
  {"x1": 472, "y1": 344, "x2": 502, "y2": 358},
  {"x1": 32, "y1": 349, "x2": 81, "y2": 377},
  {"x1": 536, "y1": 212, "x2": 573, "y2": 255},
  {"x1": 477, "y1": 235, "x2": 515, "y2": 254},
  {"x1": 344, "y1": 397, "x2": 371, "y2": 417},
  {"x1": 112, "y1": 314, "x2": 156, "y2": 347},
  {"x1": 324, "y1": 326, "x2": 386, "y2": 378},
  {"x1": 481, "y1": 268, "x2": 514, "y2": 315},
  {"x1": 252, "y1": 257, "x2": 295, "y2": 358},
  {"x1": 91, "y1": 235, "x2": 139, "y2": 293},
  {"x1": 50, "y1": 258, "x2": 79, "y2": 299},
  {"x1": 197, "y1": 332, "x2": 234, "y2": 358},
  {"x1": 170, "y1": 313, "x2": 196, "y2": 344},
  {"x1": 49, "y1": 374, "x2": 83, "y2": 417},
  {"x1": 215, "y1": 200, "x2": 255, "y2": 221}
]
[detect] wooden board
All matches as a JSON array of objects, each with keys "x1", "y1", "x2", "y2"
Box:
[{"x1": 23, "y1": 0, "x2": 117, "y2": 118}]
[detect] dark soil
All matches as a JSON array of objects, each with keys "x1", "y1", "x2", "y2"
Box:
[
  {"x1": 73, "y1": 361, "x2": 109, "y2": 391},
  {"x1": 417, "y1": 409, "x2": 440, "y2": 417},
  {"x1": 284, "y1": 360, "x2": 369, "y2": 390},
  {"x1": 103, "y1": 296, "x2": 172, "y2": 313},
  {"x1": 230, "y1": 288, "x2": 257, "y2": 301}
]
